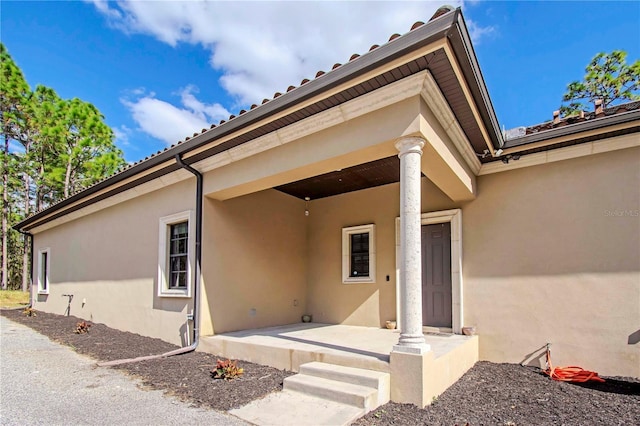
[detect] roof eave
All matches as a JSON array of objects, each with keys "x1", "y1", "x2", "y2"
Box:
[
  {"x1": 14, "y1": 10, "x2": 466, "y2": 232},
  {"x1": 446, "y1": 10, "x2": 504, "y2": 151},
  {"x1": 504, "y1": 109, "x2": 640, "y2": 148}
]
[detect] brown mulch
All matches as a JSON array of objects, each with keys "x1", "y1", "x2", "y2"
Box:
[
  {"x1": 3, "y1": 309, "x2": 639, "y2": 424},
  {"x1": 1, "y1": 309, "x2": 293, "y2": 411},
  {"x1": 355, "y1": 363, "x2": 639, "y2": 426}
]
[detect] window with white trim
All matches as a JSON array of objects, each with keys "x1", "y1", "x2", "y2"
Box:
[
  {"x1": 342, "y1": 224, "x2": 376, "y2": 283},
  {"x1": 158, "y1": 211, "x2": 194, "y2": 297},
  {"x1": 37, "y1": 248, "x2": 50, "y2": 294}
]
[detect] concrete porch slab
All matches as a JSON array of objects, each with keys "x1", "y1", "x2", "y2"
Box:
[{"x1": 198, "y1": 323, "x2": 474, "y2": 373}]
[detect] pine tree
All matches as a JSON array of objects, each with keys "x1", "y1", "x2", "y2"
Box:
[
  {"x1": 0, "y1": 43, "x2": 126, "y2": 290},
  {"x1": 561, "y1": 50, "x2": 640, "y2": 116},
  {"x1": 0, "y1": 43, "x2": 30, "y2": 290}
]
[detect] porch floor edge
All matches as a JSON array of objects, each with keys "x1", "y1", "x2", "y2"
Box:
[{"x1": 197, "y1": 323, "x2": 476, "y2": 374}]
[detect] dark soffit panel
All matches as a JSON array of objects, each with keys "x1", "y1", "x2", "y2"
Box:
[{"x1": 275, "y1": 156, "x2": 401, "y2": 200}]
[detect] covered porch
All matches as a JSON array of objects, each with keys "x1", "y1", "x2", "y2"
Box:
[
  {"x1": 191, "y1": 28, "x2": 495, "y2": 406},
  {"x1": 192, "y1": 70, "x2": 488, "y2": 406},
  {"x1": 197, "y1": 70, "x2": 481, "y2": 341},
  {"x1": 199, "y1": 322, "x2": 478, "y2": 404}
]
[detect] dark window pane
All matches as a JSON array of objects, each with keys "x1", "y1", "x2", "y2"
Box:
[
  {"x1": 350, "y1": 232, "x2": 370, "y2": 277},
  {"x1": 169, "y1": 222, "x2": 189, "y2": 289},
  {"x1": 172, "y1": 222, "x2": 188, "y2": 238},
  {"x1": 170, "y1": 239, "x2": 187, "y2": 256},
  {"x1": 170, "y1": 271, "x2": 187, "y2": 289},
  {"x1": 41, "y1": 252, "x2": 48, "y2": 290},
  {"x1": 178, "y1": 256, "x2": 187, "y2": 271},
  {"x1": 170, "y1": 255, "x2": 188, "y2": 272}
]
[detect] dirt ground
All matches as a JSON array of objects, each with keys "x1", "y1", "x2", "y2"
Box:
[{"x1": 3, "y1": 308, "x2": 639, "y2": 424}]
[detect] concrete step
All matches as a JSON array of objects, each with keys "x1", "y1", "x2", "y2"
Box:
[
  {"x1": 299, "y1": 361, "x2": 390, "y2": 406},
  {"x1": 284, "y1": 374, "x2": 378, "y2": 412},
  {"x1": 230, "y1": 390, "x2": 364, "y2": 426}
]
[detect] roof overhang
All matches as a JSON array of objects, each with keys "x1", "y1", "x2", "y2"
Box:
[
  {"x1": 502, "y1": 109, "x2": 640, "y2": 151},
  {"x1": 15, "y1": 8, "x2": 503, "y2": 232},
  {"x1": 479, "y1": 111, "x2": 640, "y2": 175}
]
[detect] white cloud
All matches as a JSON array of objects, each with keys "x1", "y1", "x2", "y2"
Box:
[
  {"x1": 467, "y1": 19, "x2": 496, "y2": 44},
  {"x1": 88, "y1": 0, "x2": 123, "y2": 21},
  {"x1": 121, "y1": 87, "x2": 230, "y2": 145},
  {"x1": 112, "y1": 124, "x2": 132, "y2": 147},
  {"x1": 89, "y1": 1, "x2": 494, "y2": 107},
  {"x1": 91, "y1": 1, "x2": 497, "y2": 146}
]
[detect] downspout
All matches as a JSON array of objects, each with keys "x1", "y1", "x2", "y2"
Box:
[
  {"x1": 17, "y1": 230, "x2": 34, "y2": 307},
  {"x1": 98, "y1": 154, "x2": 203, "y2": 367},
  {"x1": 174, "y1": 154, "x2": 203, "y2": 349}
]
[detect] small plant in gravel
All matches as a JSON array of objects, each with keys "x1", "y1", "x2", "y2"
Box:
[
  {"x1": 22, "y1": 307, "x2": 36, "y2": 317},
  {"x1": 211, "y1": 359, "x2": 244, "y2": 380},
  {"x1": 373, "y1": 409, "x2": 386, "y2": 419},
  {"x1": 74, "y1": 321, "x2": 92, "y2": 334}
]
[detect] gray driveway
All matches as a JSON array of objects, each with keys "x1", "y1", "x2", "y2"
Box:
[{"x1": 0, "y1": 316, "x2": 247, "y2": 426}]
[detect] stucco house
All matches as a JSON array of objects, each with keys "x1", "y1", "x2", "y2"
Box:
[{"x1": 15, "y1": 7, "x2": 639, "y2": 407}]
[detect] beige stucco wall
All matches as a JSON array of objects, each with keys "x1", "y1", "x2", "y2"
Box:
[
  {"x1": 305, "y1": 145, "x2": 639, "y2": 377},
  {"x1": 199, "y1": 189, "x2": 308, "y2": 335},
  {"x1": 30, "y1": 174, "x2": 308, "y2": 345},
  {"x1": 31, "y1": 178, "x2": 198, "y2": 346},
  {"x1": 463, "y1": 146, "x2": 640, "y2": 377},
  {"x1": 306, "y1": 178, "x2": 458, "y2": 327},
  {"x1": 29, "y1": 132, "x2": 639, "y2": 377}
]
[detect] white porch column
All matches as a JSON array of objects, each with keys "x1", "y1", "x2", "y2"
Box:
[{"x1": 393, "y1": 136, "x2": 429, "y2": 354}]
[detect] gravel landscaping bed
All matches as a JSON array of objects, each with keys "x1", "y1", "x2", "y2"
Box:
[
  {"x1": 355, "y1": 362, "x2": 639, "y2": 426},
  {"x1": 3, "y1": 308, "x2": 638, "y2": 425}
]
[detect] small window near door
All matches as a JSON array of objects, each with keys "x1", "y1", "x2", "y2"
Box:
[
  {"x1": 342, "y1": 224, "x2": 376, "y2": 283},
  {"x1": 350, "y1": 233, "x2": 369, "y2": 277},
  {"x1": 38, "y1": 248, "x2": 50, "y2": 294}
]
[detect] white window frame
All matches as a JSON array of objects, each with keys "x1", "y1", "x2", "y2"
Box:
[
  {"x1": 158, "y1": 211, "x2": 195, "y2": 298},
  {"x1": 342, "y1": 224, "x2": 376, "y2": 284},
  {"x1": 37, "y1": 247, "x2": 50, "y2": 294}
]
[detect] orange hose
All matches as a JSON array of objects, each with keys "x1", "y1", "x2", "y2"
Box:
[{"x1": 545, "y1": 345, "x2": 605, "y2": 383}]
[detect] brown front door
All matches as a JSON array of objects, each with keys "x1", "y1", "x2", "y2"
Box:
[{"x1": 421, "y1": 222, "x2": 452, "y2": 327}]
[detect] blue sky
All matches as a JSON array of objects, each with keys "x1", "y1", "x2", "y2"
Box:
[{"x1": 2, "y1": 1, "x2": 639, "y2": 162}]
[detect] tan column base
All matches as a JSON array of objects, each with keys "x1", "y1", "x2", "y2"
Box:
[
  {"x1": 390, "y1": 335, "x2": 479, "y2": 407},
  {"x1": 390, "y1": 350, "x2": 434, "y2": 407}
]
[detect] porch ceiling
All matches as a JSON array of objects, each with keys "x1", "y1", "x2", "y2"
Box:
[{"x1": 275, "y1": 156, "x2": 402, "y2": 200}]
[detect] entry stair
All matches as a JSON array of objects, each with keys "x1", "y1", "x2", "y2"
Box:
[
  {"x1": 286, "y1": 361, "x2": 390, "y2": 411},
  {"x1": 230, "y1": 362, "x2": 390, "y2": 425}
]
